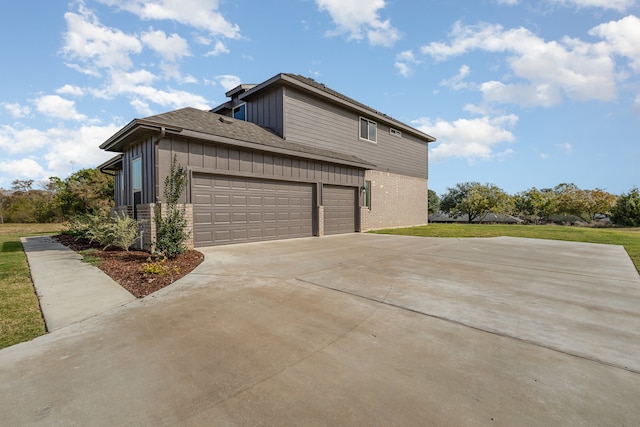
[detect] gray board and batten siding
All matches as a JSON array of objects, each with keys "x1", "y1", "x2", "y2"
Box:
[{"x1": 159, "y1": 135, "x2": 364, "y2": 245}]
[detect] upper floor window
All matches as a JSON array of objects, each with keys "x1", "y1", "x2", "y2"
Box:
[
  {"x1": 360, "y1": 117, "x2": 377, "y2": 143},
  {"x1": 390, "y1": 128, "x2": 402, "y2": 137},
  {"x1": 233, "y1": 104, "x2": 246, "y2": 120}
]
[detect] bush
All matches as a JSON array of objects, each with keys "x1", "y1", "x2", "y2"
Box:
[
  {"x1": 64, "y1": 211, "x2": 141, "y2": 251},
  {"x1": 610, "y1": 188, "x2": 640, "y2": 227}
]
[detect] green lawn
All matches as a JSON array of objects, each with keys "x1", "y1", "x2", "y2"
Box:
[
  {"x1": 372, "y1": 223, "x2": 640, "y2": 274},
  {"x1": 0, "y1": 223, "x2": 62, "y2": 349}
]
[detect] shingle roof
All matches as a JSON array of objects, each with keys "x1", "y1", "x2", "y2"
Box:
[{"x1": 105, "y1": 107, "x2": 373, "y2": 168}]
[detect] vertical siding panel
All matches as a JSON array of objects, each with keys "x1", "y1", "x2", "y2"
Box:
[
  {"x1": 217, "y1": 146, "x2": 229, "y2": 170},
  {"x1": 240, "y1": 150, "x2": 252, "y2": 172},
  {"x1": 229, "y1": 148, "x2": 240, "y2": 171},
  {"x1": 274, "y1": 156, "x2": 283, "y2": 176},
  {"x1": 253, "y1": 152, "x2": 264, "y2": 175},
  {"x1": 204, "y1": 144, "x2": 216, "y2": 169}
]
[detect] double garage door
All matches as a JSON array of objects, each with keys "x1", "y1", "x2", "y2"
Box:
[{"x1": 192, "y1": 174, "x2": 357, "y2": 247}]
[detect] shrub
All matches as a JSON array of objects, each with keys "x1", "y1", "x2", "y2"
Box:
[
  {"x1": 154, "y1": 155, "x2": 190, "y2": 258},
  {"x1": 64, "y1": 211, "x2": 141, "y2": 251}
]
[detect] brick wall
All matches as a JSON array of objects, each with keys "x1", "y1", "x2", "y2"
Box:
[{"x1": 360, "y1": 170, "x2": 428, "y2": 231}]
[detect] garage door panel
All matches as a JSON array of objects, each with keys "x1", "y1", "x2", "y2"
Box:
[
  {"x1": 324, "y1": 185, "x2": 357, "y2": 235},
  {"x1": 193, "y1": 174, "x2": 314, "y2": 247}
]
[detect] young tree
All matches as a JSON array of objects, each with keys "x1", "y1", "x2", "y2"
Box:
[
  {"x1": 610, "y1": 188, "x2": 640, "y2": 227},
  {"x1": 428, "y1": 189, "x2": 440, "y2": 214},
  {"x1": 155, "y1": 156, "x2": 190, "y2": 258}
]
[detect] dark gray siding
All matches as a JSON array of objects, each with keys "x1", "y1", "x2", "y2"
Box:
[
  {"x1": 157, "y1": 136, "x2": 364, "y2": 204},
  {"x1": 245, "y1": 87, "x2": 284, "y2": 136},
  {"x1": 282, "y1": 88, "x2": 428, "y2": 179},
  {"x1": 120, "y1": 136, "x2": 156, "y2": 205}
]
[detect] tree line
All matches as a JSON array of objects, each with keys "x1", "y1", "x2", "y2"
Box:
[
  {"x1": 0, "y1": 168, "x2": 113, "y2": 224},
  {"x1": 429, "y1": 182, "x2": 640, "y2": 227}
]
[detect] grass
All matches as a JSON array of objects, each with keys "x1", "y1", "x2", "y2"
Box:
[
  {"x1": 372, "y1": 223, "x2": 640, "y2": 274},
  {"x1": 0, "y1": 223, "x2": 62, "y2": 349},
  {"x1": 79, "y1": 248, "x2": 101, "y2": 267}
]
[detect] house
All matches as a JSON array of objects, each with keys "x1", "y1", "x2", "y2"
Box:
[
  {"x1": 99, "y1": 73, "x2": 436, "y2": 248},
  {"x1": 428, "y1": 213, "x2": 523, "y2": 224}
]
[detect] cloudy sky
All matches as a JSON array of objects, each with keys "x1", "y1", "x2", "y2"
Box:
[{"x1": 1, "y1": 0, "x2": 639, "y2": 195}]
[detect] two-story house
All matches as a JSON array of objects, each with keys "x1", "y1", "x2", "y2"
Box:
[{"x1": 99, "y1": 73, "x2": 436, "y2": 248}]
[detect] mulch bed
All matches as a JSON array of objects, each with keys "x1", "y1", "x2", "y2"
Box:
[{"x1": 54, "y1": 235, "x2": 204, "y2": 298}]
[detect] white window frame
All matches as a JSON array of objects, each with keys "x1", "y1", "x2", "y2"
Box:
[
  {"x1": 390, "y1": 128, "x2": 402, "y2": 137},
  {"x1": 359, "y1": 117, "x2": 377, "y2": 143}
]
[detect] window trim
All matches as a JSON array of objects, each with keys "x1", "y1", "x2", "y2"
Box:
[
  {"x1": 390, "y1": 128, "x2": 402, "y2": 137},
  {"x1": 359, "y1": 117, "x2": 377, "y2": 143}
]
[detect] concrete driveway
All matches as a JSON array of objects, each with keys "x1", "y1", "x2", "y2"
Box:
[{"x1": 1, "y1": 234, "x2": 639, "y2": 426}]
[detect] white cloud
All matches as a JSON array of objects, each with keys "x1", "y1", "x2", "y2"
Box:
[
  {"x1": 395, "y1": 50, "x2": 420, "y2": 77},
  {"x1": 414, "y1": 114, "x2": 519, "y2": 162},
  {"x1": 56, "y1": 84, "x2": 85, "y2": 97},
  {"x1": 215, "y1": 75, "x2": 242, "y2": 91},
  {"x1": 316, "y1": 0, "x2": 402, "y2": 47},
  {"x1": 590, "y1": 15, "x2": 640, "y2": 72},
  {"x1": 204, "y1": 40, "x2": 230, "y2": 57},
  {"x1": 97, "y1": 0, "x2": 240, "y2": 39},
  {"x1": 440, "y1": 64, "x2": 472, "y2": 90},
  {"x1": 0, "y1": 125, "x2": 50, "y2": 154},
  {"x1": 0, "y1": 123, "x2": 122, "y2": 188},
  {"x1": 548, "y1": 0, "x2": 637, "y2": 12},
  {"x1": 422, "y1": 21, "x2": 618, "y2": 106},
  {"x1": 141, "y1": 29, "x2": 190, "y2": 61},
  {"x1": 495, "y1": 0, "x2": 519, "y2": 4},
  {"x1": 62, "y1": 6, "x2": 142, "y2": 74},
  {"x1": 130, "y1": 99, "x2": 153, "y2": 116},
  {"x1": 35, "y1": 95, "x2": 88, "y2": 121},
  {"x1": 2, "y1": 102, "x2": 31, "y2": 118},
  {"x1": 0, "y1": 159, "x2": 47, "y2": 184},
  {"x1": 480, "y1": 81, "x2": 563, "y2": 107}
]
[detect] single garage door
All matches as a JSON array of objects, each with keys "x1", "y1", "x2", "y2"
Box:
[
  {"x1": 323, "y1": 185, "x2": 357, "y2": 235},
  {"x1": 193, "y1": 174, "x2": 314, "y2": 247}
]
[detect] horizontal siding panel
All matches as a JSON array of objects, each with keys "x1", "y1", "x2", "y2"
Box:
[{"x1": 283, "y1": 89, "x2": 427, "y2": 179}]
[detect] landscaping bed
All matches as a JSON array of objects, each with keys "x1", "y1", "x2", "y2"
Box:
[{"x1": 55, "y1": 235, "x2": 204, "y2": 298}]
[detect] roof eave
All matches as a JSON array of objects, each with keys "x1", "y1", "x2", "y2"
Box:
[{"x1": 179, "y1": 129, "x2": 374, "y2": 169}]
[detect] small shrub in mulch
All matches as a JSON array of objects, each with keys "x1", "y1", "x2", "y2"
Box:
[{"x1": 55, "y1": 234, "x2": 204, "y2": 298}]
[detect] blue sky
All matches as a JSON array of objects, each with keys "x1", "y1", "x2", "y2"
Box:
[{"x1": 1, "y1": 0, "x2": 639, "y2": 196}]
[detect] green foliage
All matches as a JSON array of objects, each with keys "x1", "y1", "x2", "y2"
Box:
[
  {"x1": 65, "y1": 211, "x2": 141, "y2": 251},
  {"x1": 155, "y1": 156, "x2": 190, "y2": 258},
  {"x1": 440, "y1": 182, "x2": 510, "y2": 222},
  {"x1": 513, "y1": 188, "x2": 557, "y2": 224},
  {"x1": 56, "y1": 168, "x2": 114, "y2": 218},
  {"x1": 0, "y1": 168, "x2": 113, "y2": 224},
  {"x1": 141, "y1": 258, "x2": 180, "y2": 277},
  {"x1": 0, "y1": 224, "x2": 54, "y2": 349},
  {"x1": 610, "y1": 188, "x2": 640, "y2": 227},
  {"x1": 428, "y1": 189, "x2": 440, "y2": 214}
]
